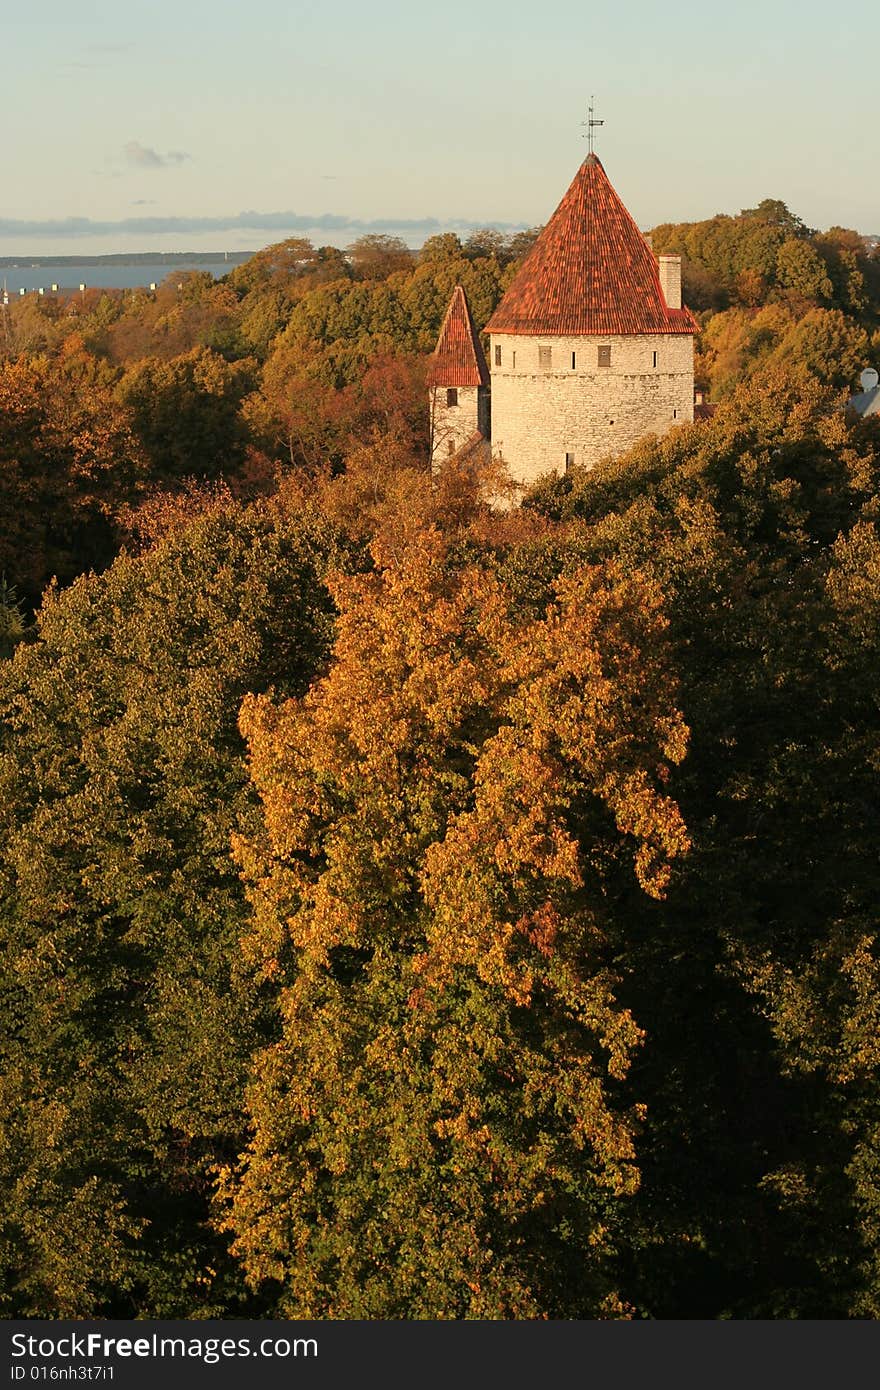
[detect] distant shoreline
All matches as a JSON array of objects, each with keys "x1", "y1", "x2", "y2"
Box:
[{"x1": 0, "y1": 252, "x2": 256, "y2": 268}]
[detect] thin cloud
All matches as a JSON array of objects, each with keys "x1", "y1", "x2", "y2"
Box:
[
  {"x1": 124, "y1": 142, "x2": 190, "y2": 170},
  {"x1": 0, "y1": 211, "x2": 527, "y2": 240},
  {"x1": 60, "y1": 43, "x2": 130, "y2": 74}
]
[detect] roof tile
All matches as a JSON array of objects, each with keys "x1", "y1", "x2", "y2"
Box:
[
  {"x1": 485, "y1": 155, "x2": 698, "y2": 337},
  {"x1": 427, "y1": 285, "x2": 490, "y2": 387}
]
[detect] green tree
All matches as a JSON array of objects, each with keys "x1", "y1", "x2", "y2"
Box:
[
  {"x1": 776, "y1": 239, "x2": 833, "y2": 301},
  {"x1": 116, "y1": 347, "x2": 253, "y2": 480},
  {"x1": 773, "y1": 308, "x2": 870, "y2": 388},
  {"x1": 740, "y1": 198, "x2": 811, "y2": 238},
  {"x1": 526, "y1": 367, "x2": 880, "y2": 1315},
  {"x1": 0, "y1": 498, "x2": 346, "y2": 1315},
  {"x1": 418, "y1": 232, "x2": 463, "y2": 264}
]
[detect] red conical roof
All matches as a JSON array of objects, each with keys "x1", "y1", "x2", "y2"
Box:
[
  {"x1": 485, "y1": 155, "x2": 698, "y2": 337},
  {"x1": 427, "y1": 284, "x2": 490, "y2": 387}
]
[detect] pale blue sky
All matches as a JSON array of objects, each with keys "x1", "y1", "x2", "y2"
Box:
[{"x1": 2, "y1": 0, "x2": 876, "y2": 252}]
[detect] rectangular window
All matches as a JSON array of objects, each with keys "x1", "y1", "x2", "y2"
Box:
[
  {"x1": 565, "y1": 452, "x2": 575, "y2": 472},
  {"x1": 539, "y1": 346, "x2": 552, "y2": 370},
  {"x1": 446, "y1": 388, "x2": 458, "y2": 407},
  {"x1": 512, "y1": 350, "x2": 516, "y2": 368},
  {"x1": 652, "y1": 350, "x2": 658, "y2": 368},
  {"x1": 494, "y1": 345, "x2": 502, "y2": 366},
  {"x1": 673, "y1": 409, "x2": 678, "y2": 419},
  {"x1": 571, "y1": 352, "x2": 576, "y2": 369},
  {"x1": 598, "y1": 345, "x2": 611, "y2": 367}
]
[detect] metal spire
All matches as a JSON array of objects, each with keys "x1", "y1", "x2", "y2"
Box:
[{"x1": 581, "y1": 96, "x2": 604, "y2": 155}]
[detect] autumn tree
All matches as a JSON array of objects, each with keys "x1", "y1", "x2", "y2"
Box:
[
  {"x1": 243, "y1": 339, "x2": 354, "y2": 470},
  {"x1": 696, "y1": 303, "x2": 870, "y2": 399},
  {"x1": 219, "y1": 521, "x2": 689, "y2": 1318},
  {"x1": 0, "y1": 354, "x2": 146, "y2": 602},
  {"x1": 227, "y1": 238, "x2": 349, "y2": 297},
  {"x1": 0, "y1": 580, "x2": 27, "y2": 659},
  {"x1": 347, "y1": 234, "x2": 413, "y2": 280}
]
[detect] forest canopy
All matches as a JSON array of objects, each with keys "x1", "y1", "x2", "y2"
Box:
[{"x1": 1, "y1": 198, "x2": 880, "y2": 1318}]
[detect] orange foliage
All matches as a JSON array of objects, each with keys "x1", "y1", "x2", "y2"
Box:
[{"x1": 219, "y1": 519, "x2": 690, "y2": 1314}]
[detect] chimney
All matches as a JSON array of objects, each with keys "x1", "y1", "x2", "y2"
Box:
[{"x1": 658, "y1": 254, "x2": 682, "y2": 310}]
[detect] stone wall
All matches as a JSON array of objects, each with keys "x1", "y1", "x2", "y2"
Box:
[
  {"x1": 429, "y1": 385, "x2": 487, "y2": 468},
  {"x1": 488, "y1": 332, "x2": 694, "y2": 487}
]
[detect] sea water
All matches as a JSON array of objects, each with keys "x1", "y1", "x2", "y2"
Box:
[{"x1": 0, "y1": 261, "x2": 247, "y2": 295}]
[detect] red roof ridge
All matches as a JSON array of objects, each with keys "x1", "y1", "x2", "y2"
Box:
[
  {"x1": 427, "y1": 284, "x2": 490, "y2": 388},
  {"x1": 485, "y1": 158, "x2": 698, "y2": 338}
]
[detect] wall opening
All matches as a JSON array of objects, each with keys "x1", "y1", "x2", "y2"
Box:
[{"x1": 446, "y1": 388, "x2": 458, "y2": 407}]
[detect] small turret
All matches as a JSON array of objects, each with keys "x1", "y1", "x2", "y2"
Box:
[{"x1": 427, "y1": 285, "x2": 490, "y2": 467}]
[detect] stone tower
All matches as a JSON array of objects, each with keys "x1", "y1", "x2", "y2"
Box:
[
  {"x1": 483, "y1": 153, "x2": 697, "y2": 488},
  {"x1": 427, "y1": 284, "x2": 490, "y2": 468}
]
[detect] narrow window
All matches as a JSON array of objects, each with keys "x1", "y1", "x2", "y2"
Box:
[
  {"x1": 673, "y1": 409, "x2": 678, "y2": 419},
  {"x1": 494, "y1": 345, "x2": 502, "y2": 366},
  {"x1": 446, "y1": 388, "x2": 458, "y2": 407},
  {"x1": 571, "y1": 351, "x2": 576, "y2": 369},
  {"x1": 565, "y1": 452, "x2": 575, "y2": 472},
  {"x1": 652, "y1": 350, "x2": 658, "y2": 368},
  {"x1": 598, "y1": 345, "x2": 611, "y2": 367},
  {"x1": 539, "y1": 345, "x2": 552, "y2": 370},
  {"x1": 512, "y1": 350, "x2": 516, "y2": 368}
]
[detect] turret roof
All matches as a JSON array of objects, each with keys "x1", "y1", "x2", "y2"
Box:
[
  {"x1": 484, "y1": 154, "x2": 698, "y2": 337},
  {"x1": 427, "y1": 284, "x2": 490, "y2": 387}
]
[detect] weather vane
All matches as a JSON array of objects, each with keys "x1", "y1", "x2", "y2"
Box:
[{"x1": 581, "y1": 96, "x2": 604, "y2": 155}]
